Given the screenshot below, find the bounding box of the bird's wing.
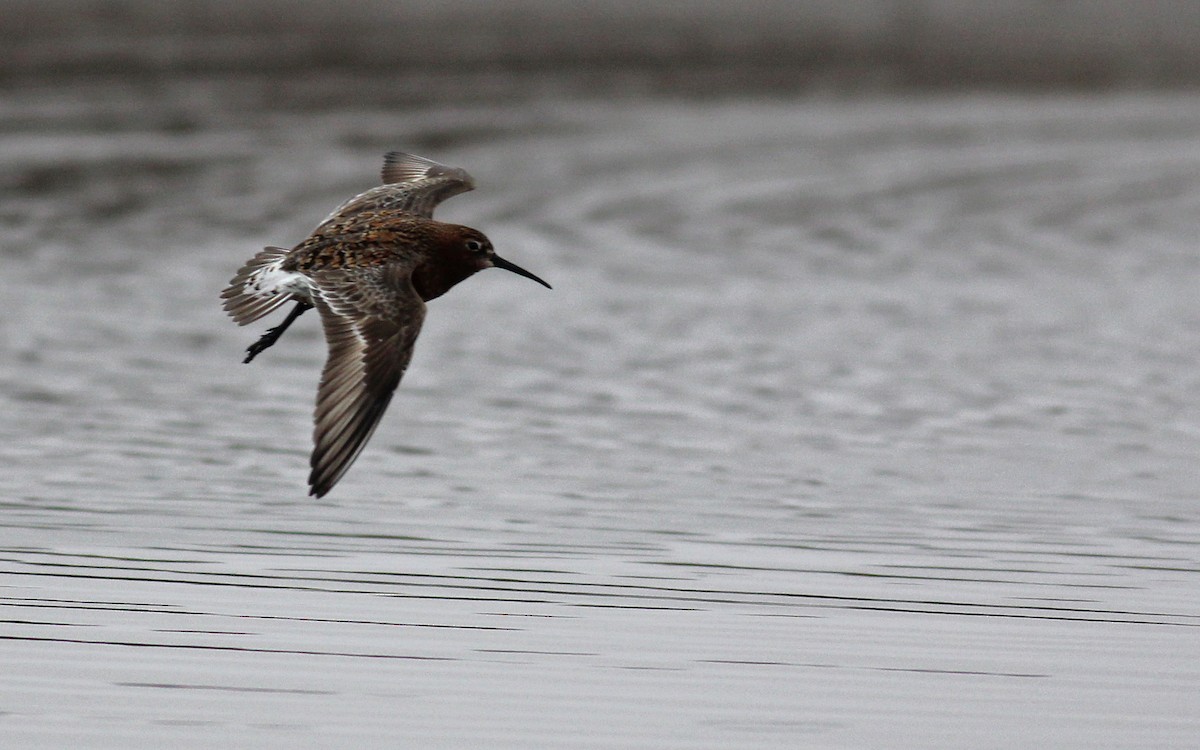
[377,151,477,218]
[319,152,477,224]
[306,264,427,497]
[380,152,472,188]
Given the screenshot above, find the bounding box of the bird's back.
[283,209,443,274]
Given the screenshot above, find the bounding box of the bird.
[221,152,551,498]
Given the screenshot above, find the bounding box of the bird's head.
[413,224,552,301]
[454,226,551,289]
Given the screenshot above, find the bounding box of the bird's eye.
[465,239,485,253]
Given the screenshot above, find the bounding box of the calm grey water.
[2,73,1199,748]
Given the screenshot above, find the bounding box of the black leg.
[243,301,312,363]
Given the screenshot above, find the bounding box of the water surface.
[1,75,1199,748]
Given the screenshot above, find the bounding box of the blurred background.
[4,0,1200,86]
[3,2,1199,749]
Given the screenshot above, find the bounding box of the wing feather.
[307,265,426,497]
[318,152,476,223]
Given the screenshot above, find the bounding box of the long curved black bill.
[492,255,552,289]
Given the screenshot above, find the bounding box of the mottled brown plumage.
[221,152,550,497]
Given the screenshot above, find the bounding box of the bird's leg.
[243,301,312,363]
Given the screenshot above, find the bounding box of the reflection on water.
[1,73,1199,747]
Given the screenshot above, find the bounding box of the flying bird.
[221,152,551,497]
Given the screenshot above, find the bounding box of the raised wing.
[307,264,427,497]
[381,151,472,187]
[318,152,476,224]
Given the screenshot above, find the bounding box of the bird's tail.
[220,246,299,326]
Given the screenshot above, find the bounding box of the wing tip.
[381,151,474,189]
